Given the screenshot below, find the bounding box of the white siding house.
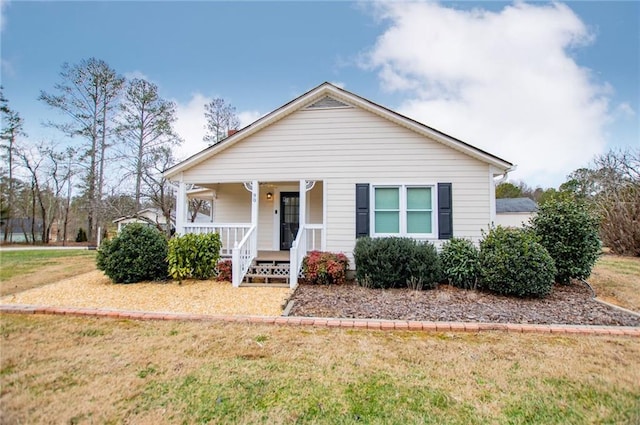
[495,198,538,228]
[164,82,513,287]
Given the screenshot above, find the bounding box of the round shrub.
[302,251,350,285]
[531,198,601,284]
[440,238,479,289]
[96,224,168,284]
[407,241,442,290]
[353,237,441,289]
[167,232,222,281]
[479,226,556,298]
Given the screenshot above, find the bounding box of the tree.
[39,58,124,243]
[0,87,25,242]
[116,78,181,211]
[203,98,240,145]
[495,182,523,198]
[141,146,176,237]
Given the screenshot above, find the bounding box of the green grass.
[0,249,96,281]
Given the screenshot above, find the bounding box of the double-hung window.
[373,185,434,237]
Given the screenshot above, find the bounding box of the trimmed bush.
[302,251,350,285]
[216,259,232,282]
[479,226,556,298]
[531,198,601,284]
[440,238,479,289]
[96,224,168,284]
[167,232,222,281]
[353,237,441,289]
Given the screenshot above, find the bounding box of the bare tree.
[116,78,181,211]
[203,98,240,145]
[0,87,25,242]
[39,58,124,243]
[141,146,176,236]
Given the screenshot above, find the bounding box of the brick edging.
[1,304,639,337]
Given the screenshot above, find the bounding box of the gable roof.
[496,197,538,213]
[165,82,513,179]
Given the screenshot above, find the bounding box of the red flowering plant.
[302,251,350,285]
[216,259,233,282]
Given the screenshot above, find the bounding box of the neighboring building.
[164,82,514,287]
[495,197,538,228]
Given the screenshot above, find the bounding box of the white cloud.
[614,102,635,119]
[173,93,209,161]
[238,110,263,128]
[330,81,346,89]
[173,93,263,162]
[123,70,151,82]
[364,1,612,187]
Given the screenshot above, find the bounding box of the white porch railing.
[231,225,257,287]
[289,224,324,289]
[183,223,252,257]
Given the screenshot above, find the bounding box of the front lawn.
[0,249,97,296]
[1,314,639,424]
[588,254,640,312]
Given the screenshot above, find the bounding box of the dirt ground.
[0,271,291,317]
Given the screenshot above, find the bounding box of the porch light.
[266,192,273,200]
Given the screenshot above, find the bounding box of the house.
[164,82,513,288]
[113,207,213,233]
[495,197,538,228]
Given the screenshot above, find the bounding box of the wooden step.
[244,261,290,284]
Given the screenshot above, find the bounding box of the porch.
[175,180,325,288]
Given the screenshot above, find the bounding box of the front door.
[280,192,300,250]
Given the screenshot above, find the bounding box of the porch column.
[175,181,187,234]
[299,179,307,230]
[251,180,259,227]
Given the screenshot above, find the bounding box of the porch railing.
[231,225,257,287]
[289,224,323,289]
[183,223,252,257]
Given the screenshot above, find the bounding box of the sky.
[1,0,638,189]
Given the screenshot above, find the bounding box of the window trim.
[370,183,438,239]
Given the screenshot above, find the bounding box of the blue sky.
[1,1,638,188]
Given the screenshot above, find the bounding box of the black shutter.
[355,184,370,238]
[438,183,453,239]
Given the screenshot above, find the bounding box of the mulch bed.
[288,281,640,327]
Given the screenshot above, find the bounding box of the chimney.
[227,129,238,137]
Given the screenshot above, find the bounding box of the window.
[373,185,434,236]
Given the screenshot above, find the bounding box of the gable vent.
[305,96,351,109]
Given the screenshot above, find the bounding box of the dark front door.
[280,192,300,250]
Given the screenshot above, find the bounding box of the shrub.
[75,227,87,242]
[440,238,479,289]
[167,232,222,281]
[96,224,168,284]
[353,237,441,289]
[302,251,350,285]
[216,259,232,282]
[531,197,601,284]
[479,226,556,298]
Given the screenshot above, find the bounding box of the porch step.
[243,260,290,285]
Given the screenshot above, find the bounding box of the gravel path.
[289,282,640,327]
[0,271,291,317]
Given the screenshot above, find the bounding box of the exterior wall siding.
[185,107,492,258]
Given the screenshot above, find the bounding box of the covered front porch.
[174,180,324,288]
